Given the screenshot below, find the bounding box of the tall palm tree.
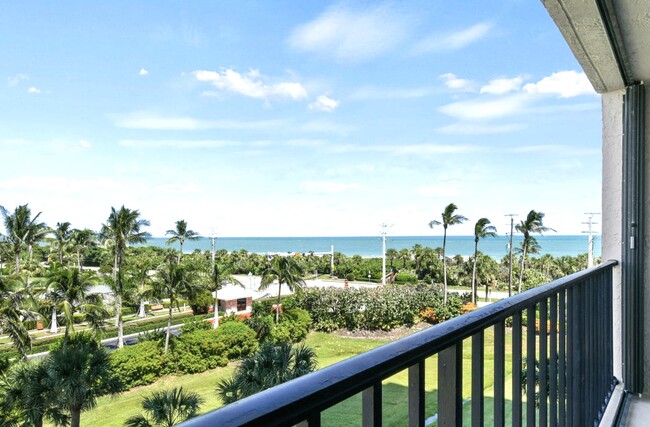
[0,273,34,358]
[259,256,305,324]
[165,220,200,262]
[471,218,497,303]
[40,264,107,345]
[515,210,554,292]
[52,222,73,265]
[70,228,96,272]
[45,333,122,427]
[153,256,200,354]
[216,342,317,404]
[398,248,411,269]
[0,204,49,274]
[100,206,150,348]
[429,203,467,303]
[125,387,204,427]
[209,261,243,328]
[385,248,398,269]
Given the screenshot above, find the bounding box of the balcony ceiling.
[542,0,650,93]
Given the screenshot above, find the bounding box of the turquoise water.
[144,235,600,259]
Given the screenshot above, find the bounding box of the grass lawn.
[77,327,531,426]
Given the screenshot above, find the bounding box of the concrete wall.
[602,90,624,381]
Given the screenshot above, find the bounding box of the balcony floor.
[620,395,650,426]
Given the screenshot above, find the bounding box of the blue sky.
[0,1,601,237]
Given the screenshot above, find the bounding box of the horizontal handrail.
[181,260,618,426]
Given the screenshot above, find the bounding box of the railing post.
[362,383,382,427]
[526,306,536,426]
[512,312,523,427]
[549,294,558,425]
[472,330,485,426]
[539,299,548,426]
[438,342,462,427]
[408,361,425,427]
[494,321,506,426]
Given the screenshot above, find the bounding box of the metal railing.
[181,260,617,426]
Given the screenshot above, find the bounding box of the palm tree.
[127,255,156,318]
[515,210,554,292]
[166,220,200,262]
[385,248,398,269]
[1,360,68,427]
[259,256,305,324]
[209,262,243,328]
[52,222,73,265]
[45,332,122,427]
[0,204,49,274]
[398,248,411,269]
[100,206,150,348]
[153,256,200,354]
[125,387,204,427]
[216,342,317,404]
[471,218,497,304]
[40,264,107,345]
[429,203,467,303]
[0,273,34,358]
[71,228,96,272]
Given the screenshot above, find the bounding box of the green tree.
[471,218,497,303]
[71,228,96,272]
[385,248,398,269]
[216,342,317,404]
[0,274,34,358]
[46,333,122,427]
[429,203,467,303]
[165,220,199,262]
[398,248,411,269]
[153,256,200,354]
[259,256,306,324]
[515,210,554,292]
[0,360,68,427]
[52,221,73,265]
[0,204,49,274]
[100,206,150,348]
[40,264,107,345]
[125,387,204,427]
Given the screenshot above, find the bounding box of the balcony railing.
[180,260,617,427]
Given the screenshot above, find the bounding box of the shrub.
[394,272,418,284]
[189,290,213,315]
[460,302,478,314]
[111,340,170,389]
[213,321,258,359]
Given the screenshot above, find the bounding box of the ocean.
[143,235,601,259]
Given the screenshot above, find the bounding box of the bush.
[111,340,170,389]
[213,321,258,359]
[189,290,213,315]
[394,272,418,284]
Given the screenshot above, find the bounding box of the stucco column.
[602,90,624,382]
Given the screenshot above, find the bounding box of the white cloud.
[523,71,596,98]
[27,87,41,94]
[439,73,473,91]
[439,94,530,120]
[79,140,92,148]
[118,139,241,149]
[349,86,437,100]
[299,180,364,193]
[139,68,149,76]
[112,113,287,131]
[288,3,411,62]
[7,74,28,87]
[309,95,339,112]
[413,22,493,53]
[194,69,307,101]
[329,143,482,155]
[480,76,524,94]
[436,122,526,135]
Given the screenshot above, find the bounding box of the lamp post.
[505,214,517,297]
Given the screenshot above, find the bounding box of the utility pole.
[582,213,600,268]
[210,229,216,275]
[380,224,392,285]
[505,214,518,297]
